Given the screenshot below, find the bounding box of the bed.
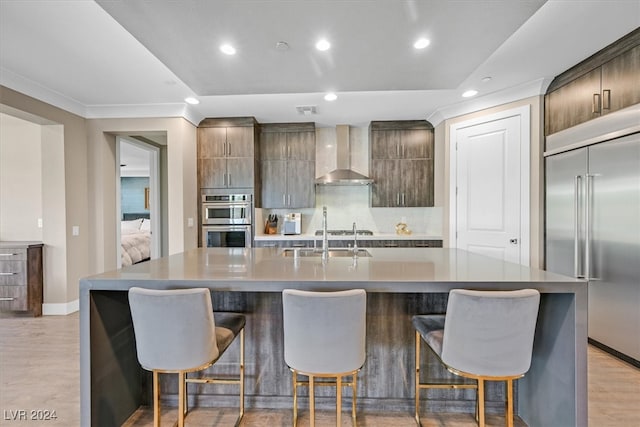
[120,215,151,267]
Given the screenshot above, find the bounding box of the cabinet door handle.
[227,142,231,156]
[283,193,286,205]
[401,193,405,206]
[592,93,601,114]
[227,173,231,186]
[222,141,226,157]
[402,144,405,157]
[222,173,226,186]
[0,297,16,301]
[0,253,17,257]
[602,89,611,110]
[288,194,291,206]
[0,272,17,276]
[288,145,291,159]
[396,193,400,205]
[396,143,400,157]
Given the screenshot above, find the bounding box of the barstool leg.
[309,375,315,427]
[336,375,342,427]
[153,371,160,427]
[183,373,188,417]
[506,379,514,427]
[240,328,245,420]
[478,379,485,427]
[178,371,185,427]
[292,371,298,426]
[352,372,357,424]
[414,330,421,425]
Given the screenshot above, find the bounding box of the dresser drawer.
[0,285,27,311]
[0,248,27,261]
[0,261,26,285]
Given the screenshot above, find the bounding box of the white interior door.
[453,112,527,264]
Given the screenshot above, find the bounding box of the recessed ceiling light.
[315,39,330,51]
[185,97,199,105]
[220,44,236,55]
[462,90,478,98]
[413,38,430,49]
[324,93,337,101]
[275,41,290,51]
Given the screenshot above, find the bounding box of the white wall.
[0,113,43,240]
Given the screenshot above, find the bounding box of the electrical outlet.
[187,217,194,227]
[37,218,43,228]
[72,226,80,236]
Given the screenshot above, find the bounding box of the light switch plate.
[72,226,80,236]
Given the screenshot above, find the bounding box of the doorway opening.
[116,136,161,267]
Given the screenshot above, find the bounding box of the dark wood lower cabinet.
[254,239,442,248]
[0,243,43,317]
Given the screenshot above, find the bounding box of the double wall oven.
[201,194,252,247]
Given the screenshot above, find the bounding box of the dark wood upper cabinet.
[197,117,259,190]
[545,68,602,135]
[545,28,640,136]
[601,44,640,114]
[369,120,434,207]
[259,123,315,208]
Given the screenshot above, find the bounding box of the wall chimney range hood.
[315,125,373,186]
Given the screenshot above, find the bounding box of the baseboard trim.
[42,299,79,315]
[589,338,640,368]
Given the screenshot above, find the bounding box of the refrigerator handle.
[585,174,593,280]
[574,175,583,278]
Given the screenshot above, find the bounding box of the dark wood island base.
[80,248,587,426]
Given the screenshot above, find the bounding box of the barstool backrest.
[441,289,540,377]
[283,289,366,374]
[128,287,219,371]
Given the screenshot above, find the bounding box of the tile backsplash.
[257,185,442,235]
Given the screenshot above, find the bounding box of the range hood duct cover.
[315,125,373,186]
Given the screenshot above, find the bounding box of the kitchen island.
[80,247,586,426]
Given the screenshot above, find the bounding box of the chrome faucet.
[322,206,328,258]
[352,222,358,254]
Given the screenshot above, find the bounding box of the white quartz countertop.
[0,241,44,248]
[254,233,442,241]
[81,247,584,294]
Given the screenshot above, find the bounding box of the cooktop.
[314,229,374,236]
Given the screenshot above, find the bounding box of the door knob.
[509,238,518,245]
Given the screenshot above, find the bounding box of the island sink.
[281,248,372,257]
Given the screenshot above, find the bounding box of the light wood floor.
[1,312,639,426]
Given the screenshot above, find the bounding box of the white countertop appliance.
[283,213,301,235]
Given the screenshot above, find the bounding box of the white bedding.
[121,228,151,267]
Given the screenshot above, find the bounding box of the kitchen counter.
[80,248,586,426]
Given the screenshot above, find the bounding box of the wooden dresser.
[0,242,44,316]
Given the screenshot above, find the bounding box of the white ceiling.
[1,0,639,127]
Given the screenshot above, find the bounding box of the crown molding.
[1,67,87,117]
[427,78,554,127]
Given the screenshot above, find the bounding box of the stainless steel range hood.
[315,125,373,186]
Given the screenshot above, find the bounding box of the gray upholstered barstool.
[413,288,540,427]
[282,288,367,427]
[128,287,245,427]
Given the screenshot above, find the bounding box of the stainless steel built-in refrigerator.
[546,120,640,363]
